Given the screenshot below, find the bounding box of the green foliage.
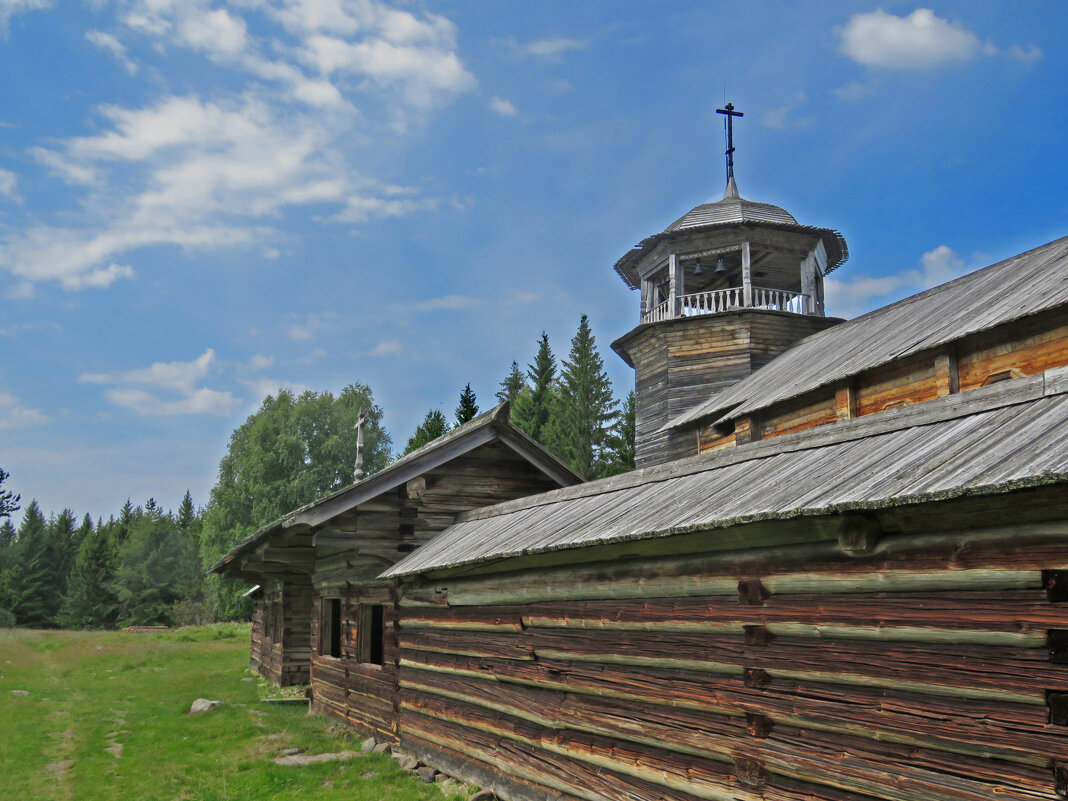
[0,467,20,520]
[603,391,636,476]
[455,383,479,425]
[0,607,14,628]
[545,315,619,479]
[512,332,557,442]
[200,385,390,620]
[404,409,450,455]
[8,502,59,627]
[57,523,117,629]
[496,360,527,406]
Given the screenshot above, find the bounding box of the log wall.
[250,581,313,686]
[394,516,1068,801]
[614,310,839,467]
[310,585,400,742]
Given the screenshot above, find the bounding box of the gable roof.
[667,234,1068,429]
[384,366,1068,578]
[209,402,581,575]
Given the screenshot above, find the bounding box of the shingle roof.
[383,367,1068,577]
[208,402,581,575]
[613,189,849,290]
[667,234,1068,430]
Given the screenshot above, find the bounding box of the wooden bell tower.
[611,105,850,467]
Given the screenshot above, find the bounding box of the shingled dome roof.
[665,194,799,231]
[613,180,848,289]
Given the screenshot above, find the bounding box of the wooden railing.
[643,299,673,323]
[751,287,808,314]
[642,287,809,323]
[679,287,744,316]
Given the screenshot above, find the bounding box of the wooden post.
[741,241,752,307]
[934,348,960,397]
[668,253,681,318]
[800,252,817,314]
[640,276,653,319]
[835,380,857,420]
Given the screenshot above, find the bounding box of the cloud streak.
[825,244,969,318]
[80,348,241,416]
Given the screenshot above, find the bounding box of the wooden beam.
[935,348,960,397]
[835,379,857,420]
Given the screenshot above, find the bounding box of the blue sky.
[1,1,1065,520]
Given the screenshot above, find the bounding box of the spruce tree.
[496,361,527,406]
[455,384,479,425]
[10,502,56,627]
[404,410,450,454]
[603,390,636,476]
[513,332,557,443]
[57,524,117,629]
[0,468,19,520]
[545,315,619,479]
[176,490,197,534]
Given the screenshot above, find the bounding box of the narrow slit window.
[321,598,341,658]
[360,604,385,666]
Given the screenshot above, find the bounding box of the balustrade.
[642,286,809,323]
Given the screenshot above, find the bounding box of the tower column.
[668,253,683,318]
[800,252,817,315]
[741,241,752,307]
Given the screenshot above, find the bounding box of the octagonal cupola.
[614,105,847,324]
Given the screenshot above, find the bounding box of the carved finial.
[716,102,744,199]
[353,407,367,480]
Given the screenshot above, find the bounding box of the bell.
[693,259,704,276]
[714,257,729,276]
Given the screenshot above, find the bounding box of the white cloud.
[520,37,587,58]
[5,280,34,300]
[834,80,875,101]
[86,29,138,74]
[761,92,811,129]
[2,2,474,293]
[80,348,241,416]
[488,96,517,117]
[248,353,274,371]
[0,0,49,35]
[825,244,969,318]
[6,93,433,290]
[369,339,402,357]
[0,391,49,429]
[1007,44,1043,63]
[287,311,335,341]
[0,168,19,202]
[838,9,981,69]
[408,294,480,312]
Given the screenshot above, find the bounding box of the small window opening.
[321,598,341,658]
[713,420,736,437]
[268,597,283,644]
[360,604,385,666]
[981,368,1024,386]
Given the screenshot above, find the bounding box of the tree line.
[0,315,635,629]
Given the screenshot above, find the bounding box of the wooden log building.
[213,137,1068,800]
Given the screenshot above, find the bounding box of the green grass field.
[0,625,467,801]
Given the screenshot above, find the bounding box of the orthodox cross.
[716,102,744,185]
[353,407,368,481]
